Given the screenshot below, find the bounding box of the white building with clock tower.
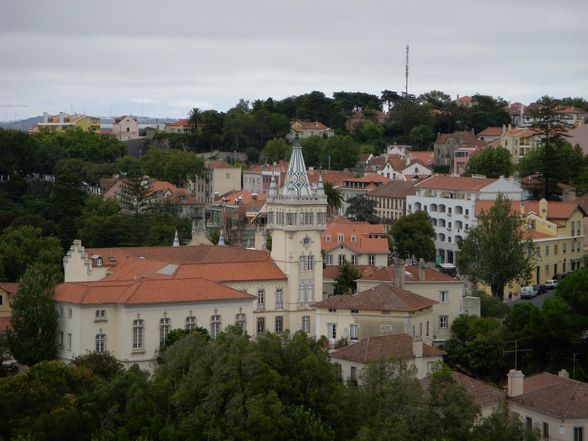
[265,133,328,335]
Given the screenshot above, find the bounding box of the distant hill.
[0,116,42,131]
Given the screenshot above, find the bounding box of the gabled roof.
[331,333,445,363]
[408,151,434,166]
[54,278,255,305]
[313,284,438,312]
[322,220,389,254]
[511,372,588,419]
[367,180,417,198]
[421,371,505,408]
[215,190,267,207]
[308,170,354,187]
[415,175,497,191]
[435,131,480,146]
[206,159,236,169]
[291,120,331,130]
[0,283,18,294]
[477,127,504,137]
[475,200,585,220]
[361,265,460,284]
[167,118,190,127]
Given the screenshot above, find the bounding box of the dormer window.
[351,235,356,242]
[326,235,331,242]
[337,234,344,242]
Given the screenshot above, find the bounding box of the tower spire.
[280,133,312,198]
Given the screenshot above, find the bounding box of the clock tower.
[266,133,328,334]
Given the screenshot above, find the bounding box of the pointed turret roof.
[280,135,312,197]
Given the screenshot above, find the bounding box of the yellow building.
[0,283,18,334]
[34,112,101,133]
[476,199,586,286]
[500,126,542,164]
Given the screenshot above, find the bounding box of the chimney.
[59,111,65,124]
[507,369,525,397]
[519,201,525,218]
[418,258,426,280]
[558,369,570,379]
[394,259,405,289]
[43,112,49,123]
[539,198,548,220]
[412,336,423,358]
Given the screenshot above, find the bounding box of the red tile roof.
[168,118,190,127]
[366,180,417,198]
[150,181,178,194]
[54,278,255,305]
[475,200,584,220]
[435,131,481,146]
[421,371,505,408]
[322,220,389,254]
[408,151,434,166]
[313,284,438,312]
[292,120,331,130]
[215,191,267,206]
[206,159,236,169]
[308,170,354,187]
[361,265,460,283]
[174,261,286,282]
[415,175,497,191]
[511,372,588,419]
[345,173,391,184]
[0,283,18,294]
[477,127,504,137]
[331,333,445,363]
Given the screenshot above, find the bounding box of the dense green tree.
[389,211,436,262]
[246,146,261,163]
[323,181,343,217]
[408,124,435,150]
[0,129,41,175]
[345,195,379,223]
[300,136,325,168]
[320,135,359,170]
[71,351,123,381]
[557,267,588,322]
[473,290,510,319]
[6,265,59,366]
[458,194,534,298]
[464,146,514,178]
[459,95,510,133]
[261,138,291,163]
[141,147,204,186]
[418,90,452,108]
[333,262,362,295]
[472,401,540,441]
[0,226,62,282]
[188,107,201,133]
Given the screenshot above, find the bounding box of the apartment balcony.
[256,304,265,312]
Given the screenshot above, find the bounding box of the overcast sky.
[1,0,587,121]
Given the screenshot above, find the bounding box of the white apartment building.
[406,175,523,264]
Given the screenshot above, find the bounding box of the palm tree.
[324,182,343,218]
[188,107,202,133]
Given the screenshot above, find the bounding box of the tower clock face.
[302,236,311,247]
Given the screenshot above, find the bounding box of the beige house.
[500,126,542,164]
[112,115,139,141]
[433,130,483,172]
[331,334,445,383]
[313,283,438,348]
[321,217,389,268]
[356,261,474,343]
[507,369,588,441]
[190,160,242,203]
[287,120,334,140]
[366,180,417,223]
[0,283,17,334]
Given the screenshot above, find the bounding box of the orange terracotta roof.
[421,371,505,408]
[415,175,496,191]
[291,120,330,130]
[511,372,588,419]
[408,151,434,166]
[314,284,438,312]
[247,160,289,173]
[0,283,18,294]
[168,118,190,127]
[367,181,417,198]
[475,200,584,220]
[477,127,504,137]
[505,128,540,138]
[435,131,480,146]
[345,173,391,184]
[308,170,354,187]
[323,265,378,280]
[174,261,286,282]
[522,230,554,241]
[322,221,389,254]
[331,333,445,363]
[383,155,409,171]
[54,278,255,305]
[206,159,236,169]
[215,191,267,206]
[360,265,460,283]
[150,181,178,193]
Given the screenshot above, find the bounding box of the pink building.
[112,115,139,141]
[453,146,481,175]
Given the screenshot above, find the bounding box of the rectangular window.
[95,333,106,353]
[326,255,333,265]
[211,314,222,338]
[275,288,284,309]
[59,331,64,348]
[185,316,196,330]
[328,323,337,341]
[337,234,344,242]
[350,324,359,341]
[67,333,72,351]
[286,212,295,225]
[368,255,375,266]
[68,308,72,319]
[257,288,265,311]
[59,305,63,317]
[275,316,283,334]
[542,422,549,440]
[350,366,357,382]
[546,245,550,256]
[563,242,567,253]
[299,255,305,272]
[302,315,311,333]
[351,235,357,242]
[554,244,558,255]
[439,291,448,303]
[235,313,246,330]
[574,427,583,441]
[351,255,357,265]
[0,294,2,306]
[526,417,532,430]
[335,363,342,381]
[439,315,448,329]
[257,317,265,334]
[306,282,314,302]
[307,255,314,271]
[298,283,306,303]
[426,320,430,337]
[133,319,144,350]
[160,317,171,345]
[95,309,106,321]
[338,254,346,266]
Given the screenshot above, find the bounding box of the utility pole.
[404,44,409,98]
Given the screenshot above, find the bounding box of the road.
[509,288,557,308]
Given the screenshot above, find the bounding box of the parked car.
[438,263,457,277]
[544,279,558,290]
[535,284,548,295]
[521,286,537,299]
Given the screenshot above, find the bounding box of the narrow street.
[510,288,557,308]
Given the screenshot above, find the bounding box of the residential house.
[433,130,485,172]
[476,198,586,284]
[112,115,140,141]
[376,155,432,181]
[165,118,192,134]
[288,120,334,140]
[455,95,475,108]
[453,146,482,175]
[33,112,100,133]
[321,217,389,268]
[313,283,438,348]
[500,126,542,164]
[356,260,475,343]
[190,160,242,204]
[340,174,391,215]
[0,283,17,334]
[477,126,505,143]
[568,124,588,156]
[332,334,445,383]
[407,175,524,264]
[243,161,288,194]
[506,369,588,441]
[365,180,417,223]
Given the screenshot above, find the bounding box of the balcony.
[256,304,265,312]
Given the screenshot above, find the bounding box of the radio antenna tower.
[404,44,410,98]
